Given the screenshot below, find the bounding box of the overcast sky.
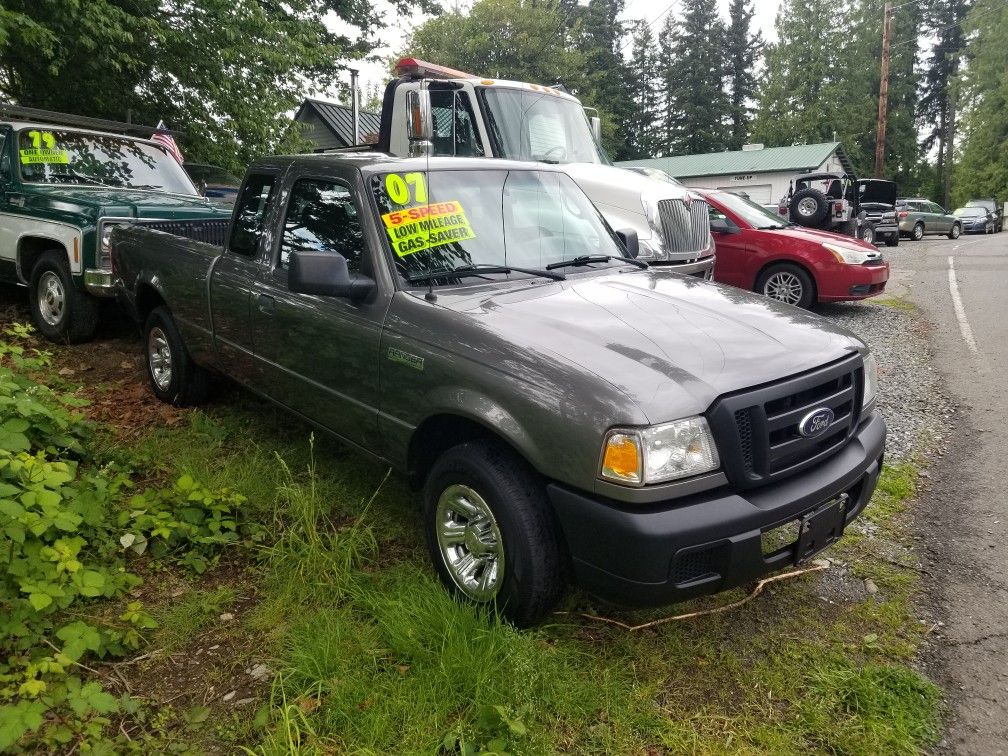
[323,0,782,103]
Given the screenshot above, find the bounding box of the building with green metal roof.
[616,142,853,205]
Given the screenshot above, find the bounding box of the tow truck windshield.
[17,128,198,194]
[371,168,628,285]
[480,88,607,165]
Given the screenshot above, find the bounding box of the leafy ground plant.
[0,326,262,751]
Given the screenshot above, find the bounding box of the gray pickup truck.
[112,153,886,625]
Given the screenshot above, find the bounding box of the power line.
[889,0,1008,49]
[618,1,678,57]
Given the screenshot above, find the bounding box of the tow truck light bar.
[394,57,475,80]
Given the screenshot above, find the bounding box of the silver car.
[897,198,961,240]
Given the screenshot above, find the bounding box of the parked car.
[778,172,899,245]
[896,198,961,240]
[0,109,230,342]
[857,179,899,247]
[953,206,995,234]
[704,189,889,310]
[965,198,1002,232]
[112,154,885,625]
[183,162,242,206]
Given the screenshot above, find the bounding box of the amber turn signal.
[601,433,641,484]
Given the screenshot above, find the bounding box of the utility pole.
[874,1,892,178]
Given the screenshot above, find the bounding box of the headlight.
[600,417,719,486]
[822,241,873,265]
[98,222,128,269]
[862,352,879,409]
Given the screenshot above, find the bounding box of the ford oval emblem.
[798,407,834,438]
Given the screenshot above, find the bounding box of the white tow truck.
[342,58,714,276]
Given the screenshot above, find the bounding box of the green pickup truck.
[111,153,885,625]
[0,113,230,342]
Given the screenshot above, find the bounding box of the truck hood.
[24,185,225,219]
[560,162,690,212]
[439,270,864,422]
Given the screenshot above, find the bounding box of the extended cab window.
[279,178,364,273]
[229,173,276,256]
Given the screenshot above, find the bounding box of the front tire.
[860,224,876,245]
[29,251,99,343]
[912,222,924,241]
[143,306,208,406]
[756,263,816,310]
[885,233,899,247]
[423,439,564,626]
[948,223,961,240]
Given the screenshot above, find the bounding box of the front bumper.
[869,221,898,238]
[547,410,885,606]
[648,256,715,280]
[818,261,889,302]
[83,268,116,297]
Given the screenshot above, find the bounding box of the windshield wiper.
[546,254,648,270]
[128,184,164,190]
[407,263,566,285]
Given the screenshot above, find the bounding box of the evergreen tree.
[624,19,660,158]
[660,0,729,154]
[953,0,1008,205]
[656,13,679,155]
[577,0,633,159]
[724,0,762,150]
[751,0,841,147]
[919,0,969,205]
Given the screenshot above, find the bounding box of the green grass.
[153,585,236,652]
[875,296,918,313]
[96,395,941,754]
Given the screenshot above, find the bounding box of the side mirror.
[709,217,739,235]
[615,228,639,258]
[589,115,602,144]
[406,89,433,157]
[288,250,375,300]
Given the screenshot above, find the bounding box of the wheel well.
[407,413,524,489]
[17,237,65,283]
[755,259,818,298]
[135,284,167,323]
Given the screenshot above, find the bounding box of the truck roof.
[253,152,572,176]
[3,119,163,149]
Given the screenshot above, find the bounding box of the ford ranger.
[112,154,886,626]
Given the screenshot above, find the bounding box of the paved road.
[886,232,1008,754]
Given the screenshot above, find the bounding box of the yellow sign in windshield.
[381,200,476,257]
[20,148,70,165]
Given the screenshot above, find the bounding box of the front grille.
[142,218,230,247]
[707,355,864,489]
[657,198,710,254]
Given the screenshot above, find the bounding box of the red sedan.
[701,189,890,309]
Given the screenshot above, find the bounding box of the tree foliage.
[0,0,437,173]
[954,0,1008,205]
[724,0,762,150]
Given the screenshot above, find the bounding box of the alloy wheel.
[147,327,173,391]
[435,484,504,601]
[37,271,65,327]
[913,224,924,241]
[797,197,818,217]
[763,272,804,306]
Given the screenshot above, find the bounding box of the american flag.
[152,120,183,163]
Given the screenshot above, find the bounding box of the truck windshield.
[480,88,607,165]
[17,128,198,194]
[371,168,625,284]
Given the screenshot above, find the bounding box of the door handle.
[257,293,275,314]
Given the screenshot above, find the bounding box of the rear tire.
[143,306,208,406]
[948,223,961,240]
[756,263,816,310]
[28,251,99,344]
[423,439,564,627]
[912,222,924,241]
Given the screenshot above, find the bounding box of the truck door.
[210,171,279,382]
[249,171,388,449]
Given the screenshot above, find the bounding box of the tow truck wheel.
[143,306,208,406]
[423,439,564,627]
[29,251,99,344]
